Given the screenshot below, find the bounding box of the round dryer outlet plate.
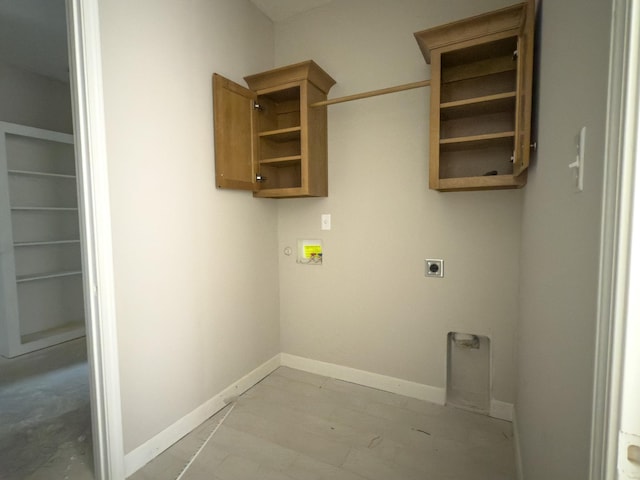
[425,259,444,278]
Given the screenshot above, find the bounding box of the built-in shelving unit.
[0,122,85,358]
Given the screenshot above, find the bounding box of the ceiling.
[0,0,331,83]
[0,0,68,82]
[249,0,334,21]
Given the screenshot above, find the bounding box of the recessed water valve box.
[425,259,444,278]
[297,239,323,265]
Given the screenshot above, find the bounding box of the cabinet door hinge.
[256,174,267,182]
[513,49,519,60]
[253,101,264,111]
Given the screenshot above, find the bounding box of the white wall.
[516,0,612,478]
[274,0,521,407]
[0,62,73,133]
[98,0,279,453]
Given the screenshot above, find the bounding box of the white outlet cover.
[321,214,331,230]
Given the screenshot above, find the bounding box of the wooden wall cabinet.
[414,2,535,191]
[213,61,335,198]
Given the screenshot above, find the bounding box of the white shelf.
[8,169,76,179]
[11,206,78,212]
[16,270,82,284]
[20,321,85,346]
[14,239,81,247]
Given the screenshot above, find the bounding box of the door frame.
[66,1,125,478]
[590,0,639,478]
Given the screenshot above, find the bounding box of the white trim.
[618,0,640,474]
[124,354,281,477]
[489,399,514,422]
[590,0,639,479]
[65,1,125,479]
[513,408,524,480]
[282,353,514,420]
[280,353,447,405]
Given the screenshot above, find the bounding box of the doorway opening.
[0,0,124,478]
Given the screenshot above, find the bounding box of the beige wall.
[516,0,612,478]
[98,0,280,453]
[274,0,521,405]
[0,62,73,134]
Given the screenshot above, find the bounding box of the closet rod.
[310,79,430,108]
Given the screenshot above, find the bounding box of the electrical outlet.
[425,259,444,278]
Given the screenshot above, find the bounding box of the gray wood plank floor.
[131,367,515,480]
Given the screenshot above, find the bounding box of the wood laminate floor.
[131,367,515,480]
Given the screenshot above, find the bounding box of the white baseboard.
[280,353,446,405]
[490,399,514,421]
[512,407,524,480]
[124,353,280,477]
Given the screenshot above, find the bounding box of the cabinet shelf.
[8,169,76,179]
[441,55,516,84]
[259,155,302,167]
[440,92,516,120]
[14,239,80,247]
[440,131,515,150]
[437,174,526,192]
[16,270,83,283]
[258,126,301,142]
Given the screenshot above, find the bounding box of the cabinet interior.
[256,86,303,190]
[438,36,519,180]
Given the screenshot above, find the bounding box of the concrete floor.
[0,338,93,480]
[130,367,515,480]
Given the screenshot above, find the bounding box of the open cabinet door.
[213,74,257,190]
[513,0,535,176]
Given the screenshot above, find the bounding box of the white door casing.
[65,0,125,478]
